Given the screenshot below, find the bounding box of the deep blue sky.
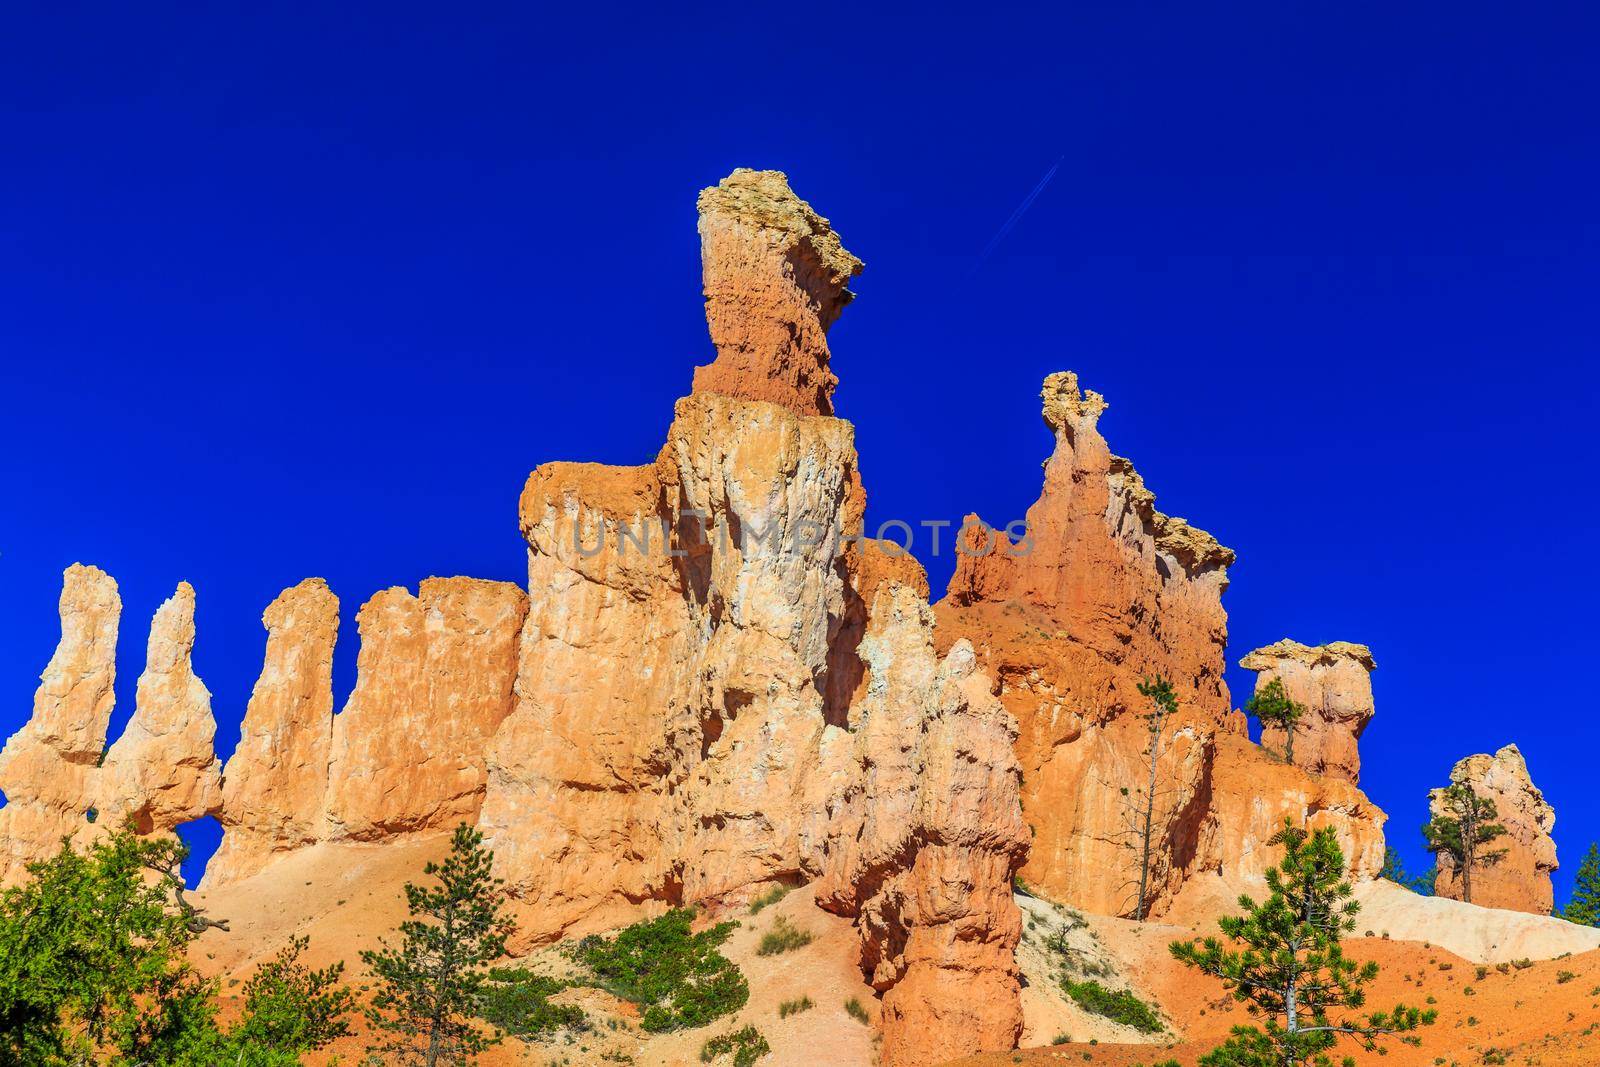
[2,4,1596,898]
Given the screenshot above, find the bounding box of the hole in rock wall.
[174,814,224,889]
[0,787,7,811]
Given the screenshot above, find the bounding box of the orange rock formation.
[0,564,121,882]
[478,169,1027,1065]
[936,373,1389,916]
[1430,744,1557,914]
[6,167,1554,1066]
[1239,639,1376,783]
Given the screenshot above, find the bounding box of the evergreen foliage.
[362,824,515,1065]
[1422,784,1508,905]
[1378,847,1435,896]
[699,1024,770,1066]
[1128,675,1179,922]
[0,824,353,1066]
[1560,843,1600,926]
[1061,979,1164,1033]
[1245,678,1306,766]
[474,967,585,1038]
[1171,819,1434,1066]
[573,907,748,1032]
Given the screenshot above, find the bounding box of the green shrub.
[574,908,748,1032]
[476,967,585,1037]
[756,916,814,957]
[748,885,790,915]
[843,996,870,1024]
[700,1025,770,1067]
[777,995,813,1018]
[1061,979,1163,1034]
[1051,1032,1071,1045]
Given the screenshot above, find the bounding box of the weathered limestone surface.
[478,170,1027,1065]
[324,578,527,840]
[0,564,120,883]
[206,576,528,885]
[1240,639,1376,783]
[97,582,222,832]
[936,375,1391,917]
[691,168,863,417]
[1431,744,1557,914]
[207,578,340,885]
[936,372,1235,915]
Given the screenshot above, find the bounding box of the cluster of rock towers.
[0,169,1561,1064]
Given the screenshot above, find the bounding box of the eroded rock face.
[1239,640,1376,783]
[691,168,863,416]
[97,582,222,833]
[479,170,1026,1065]
[325,578,527,840]
[1201,734,1387,883]
[1431,744,1557,914]
[936,372,1235,915]
[0,564,120,883]
[936,375,1393,917]
[207,578,340,885]
[207,576,528,885]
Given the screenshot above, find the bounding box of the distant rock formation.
[1431,744,1557,914]
[1239,639,1376,783]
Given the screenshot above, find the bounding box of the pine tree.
[0,825,217,1064]
[1129,675,1180,922]
[363,824,516,1066]
[1246,678,1306,767]
[1377,847,1434,896]
[1560,843,1600,926]
[1422,783,1507,905]
[1171,819,1433,1066]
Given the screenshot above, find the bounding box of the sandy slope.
[959,887,1600,1067]
[191,848,1600,1067]
[192,845,878,1066]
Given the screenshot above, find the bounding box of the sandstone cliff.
[207,576,527,885]
[478,168,1027,1065]
[1239,639,1376,783]
[936,372,1234,915]
[936,374,1390,917]
[1430,744,1557,914]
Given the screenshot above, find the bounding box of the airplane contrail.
[974,156,1064,270]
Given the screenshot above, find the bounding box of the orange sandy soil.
[956,920,1600,1067]
[191,837,879,1066]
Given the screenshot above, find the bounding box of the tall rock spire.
[691,168,864,416]
[0,564,120,883]
[97,582,222,831]
[206,577,339,885]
